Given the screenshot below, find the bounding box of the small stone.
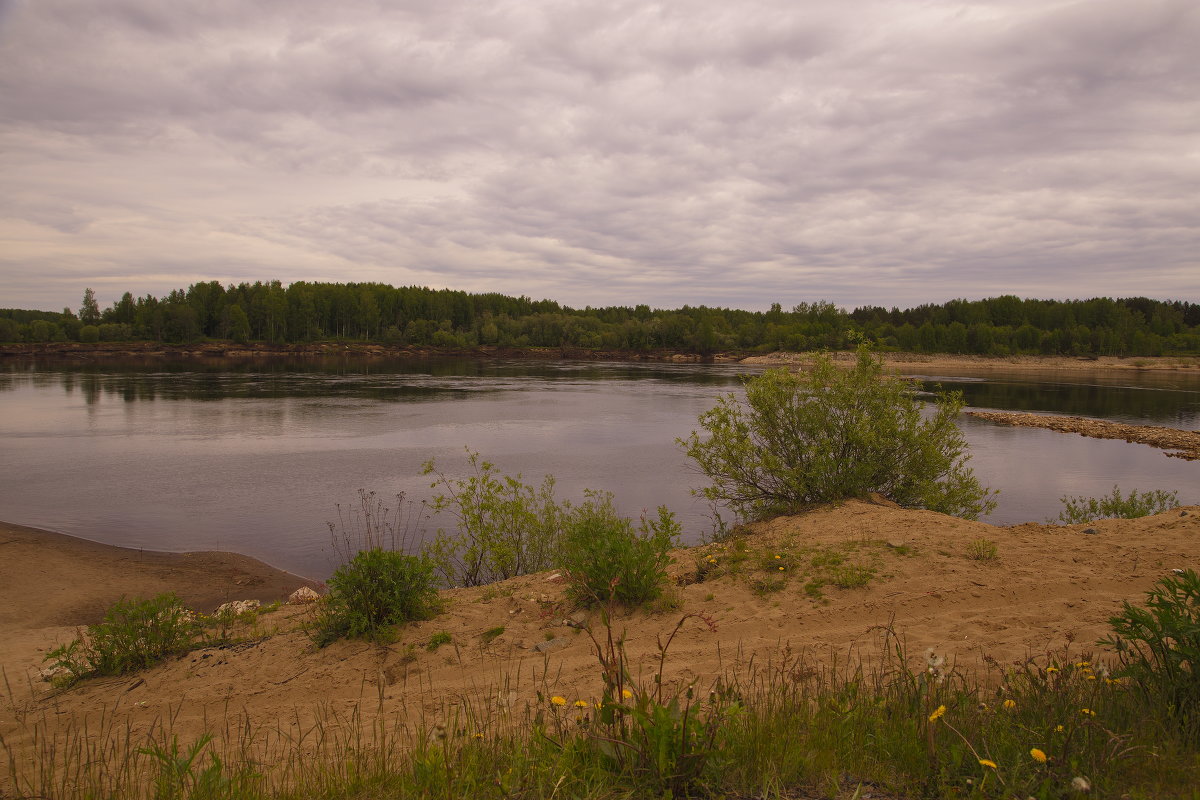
[216,599,261,616]
[1181,510,1189,517]
[288,586,321,605]
[1082,528,1098,535]
[544,572,564,583]
[40,665,70,683]
[532,637,570,653]
[565,610,589,628]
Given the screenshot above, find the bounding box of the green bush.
[1054,485,1180,524]
[679,347,996,521]
[79,324,100,343]
[44,593,198,683]
[1100,568,1200,742]
[315,548,440,645]
[423,449,563,586]
[559,492,680,607]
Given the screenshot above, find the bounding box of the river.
[1,356,1196,579]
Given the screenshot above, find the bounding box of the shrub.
[679,347,996,521]
[1054,485,1180,524]
[315,548,440,645]
[559,492,680,608]
[44,593,198,683]
[965,538,998,561]
[423,449,563,586]
[1100,568,1200,742]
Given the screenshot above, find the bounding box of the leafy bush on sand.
[558,492,680,608]
[44,593,198,684]
[314,548,441,646]
[679,347,996,521]
[423,449,563,587]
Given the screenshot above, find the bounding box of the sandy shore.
[744,350,1200,375]
[3,502,1199,791]
[967,410,1200,460]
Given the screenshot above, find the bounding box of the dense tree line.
[2,282,1198,357]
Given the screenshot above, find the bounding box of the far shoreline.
[3,340,1198,375]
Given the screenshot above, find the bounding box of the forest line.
[3,281,1198,357]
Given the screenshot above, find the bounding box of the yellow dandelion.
[1086,675,1096,681]
[1080,708,1095,717]
[978,758,998,769]
[1075,661,1090,668]
[928,704,946,722]
[1046,666,1059,674]
[621,688,633,699]
[775,554,781,559]
[551,696,567,706]
[778,566,785,571]
[1030,748,1048,764]
[1003,699,1016,710]
[473,732,484,739]
[1055,724,1064,732]
[574,699,590,708]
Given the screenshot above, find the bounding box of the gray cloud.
[1,0,1196,312]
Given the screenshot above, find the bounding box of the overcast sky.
[1,0,1196,314]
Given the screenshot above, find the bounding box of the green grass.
[965,537,999,561]
[479,626,505,644]
[13,622,1200,800]
[700,536,887,600]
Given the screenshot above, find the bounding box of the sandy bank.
[744,350,1200,375]
[967,410,1200,460]
[3,502,1199,787]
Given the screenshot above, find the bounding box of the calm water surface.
[1,357,1196,579]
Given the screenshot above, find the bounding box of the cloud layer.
[2,0,1197,311]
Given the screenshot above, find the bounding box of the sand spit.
[967,410,1200,461]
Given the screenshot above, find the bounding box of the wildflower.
[574,699,590,708]
[1030,747,1047,763]
[1080,708,1095,717]
[1046,666,1059,674]
[778,566,785,571]
[1071,776,1092,792]
[1055,724,1064,732]
[621,688,632,699]
[978,758,998,769]
[1075,661,1090,668]
[551,696,567,706]
[473,732,484,739]
[775,554,781,559]
[928,704,946,722]
[1003,699,1016,710]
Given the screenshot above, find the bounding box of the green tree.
[679,348,996,521]
[79,288,101,325]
